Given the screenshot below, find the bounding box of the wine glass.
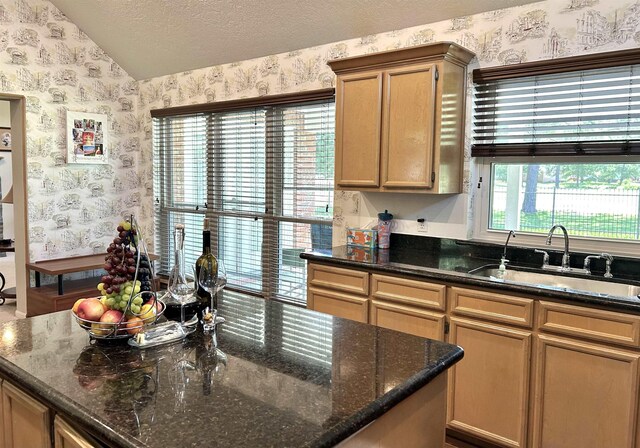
[168,264,197,327]
[198,257,227,330]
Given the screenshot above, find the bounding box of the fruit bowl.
[72,296,166,340]
[72,216,164,341]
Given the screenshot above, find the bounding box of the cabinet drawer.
[538,301,640,348]
[308,263,369,296]
[370,299,445,340]
[308,287,369,323]
[371,274,445,311]
[449,287,534,328]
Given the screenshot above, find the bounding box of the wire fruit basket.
[71,216,165,340]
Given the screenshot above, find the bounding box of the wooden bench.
[26,253,158,316]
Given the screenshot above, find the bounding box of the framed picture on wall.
[66,111,108,164]
[0,128,10,151]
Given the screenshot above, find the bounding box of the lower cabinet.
[2,380,52,448]
[447,317,531,448]
[532,335,640,448]
[1,379,96,448]
[54,416,95,448]
[370,299,445,340]
[306,262,640,447]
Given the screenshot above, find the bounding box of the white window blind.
[152,114,207,273]
[153,96,334,306]
[473,64,640,156]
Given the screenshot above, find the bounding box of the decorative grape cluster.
[97,220,154,313]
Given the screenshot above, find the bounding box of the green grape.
[122,294,131,302]
[133,285,141,294]
[106,298,115,307]
[124,285,133,294]
[132,297,143,305]
[131,305,141,314]
[97,283,105,291]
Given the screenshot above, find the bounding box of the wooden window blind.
[472,49,640,157]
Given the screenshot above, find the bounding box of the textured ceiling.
[49,0,540,80]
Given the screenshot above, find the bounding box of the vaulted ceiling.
[49,0,541,80]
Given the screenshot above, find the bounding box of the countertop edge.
[311,346,464,448]
[301,252,640,314]
[0,355,144,448]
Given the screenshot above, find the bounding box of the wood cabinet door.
[370,299,445,340]
[381,63,437,189]
[532,335,640,448]
[447,317,531,448]
[2,381,51,448]
[54,416,95,448]
[335,70,383,188]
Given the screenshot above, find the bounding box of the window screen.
[473,65,640,156]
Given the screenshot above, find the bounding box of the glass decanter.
[166,224,197,326]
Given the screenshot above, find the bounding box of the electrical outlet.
[417,219,428,233]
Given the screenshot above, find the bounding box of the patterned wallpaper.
[0,0,151,261]
[4,0,640,259]
[138,0,640,247]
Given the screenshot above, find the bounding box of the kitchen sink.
[468,265,640,299]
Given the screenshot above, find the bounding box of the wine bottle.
[195,218,217,311]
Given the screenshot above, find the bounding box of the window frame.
[472,48,640,257]
[473,155,640,257]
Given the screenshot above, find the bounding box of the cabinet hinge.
[431,172,436,182]
[435,67,439,81]
[444,321,450,335]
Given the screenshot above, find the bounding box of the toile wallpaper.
[0,0,151,262]
[3,0,640,260]
[137,0,640,247]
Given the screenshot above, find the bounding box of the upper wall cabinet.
[328,42,475,194]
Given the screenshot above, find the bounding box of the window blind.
[152,114,207,274]
[473,64,640,156]
[153,96,334,306]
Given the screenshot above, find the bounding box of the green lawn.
[491,211,640,240]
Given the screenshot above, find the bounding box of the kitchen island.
[0,290,462,447]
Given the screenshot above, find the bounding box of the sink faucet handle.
[534,249,550,267]
[583,253,614,278]
[583,254,598,274]
[601,253,614,278]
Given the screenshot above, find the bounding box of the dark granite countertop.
[0,291,462,448]
[300,236,640,313]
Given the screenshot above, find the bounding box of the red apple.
[126,316,143,335]
[92,310,125,336]
[76,298,106,322]
[146,295,163,313]
[72,298,85,314]
[100,309,124,324]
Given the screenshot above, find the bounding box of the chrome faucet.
[501,230,516,265]
[583,253,614,278]
[546,225,570,270]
